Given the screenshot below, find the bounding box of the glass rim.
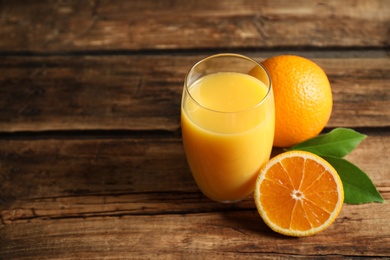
[184,53,272,114]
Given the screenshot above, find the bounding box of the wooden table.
[1,1,389,259]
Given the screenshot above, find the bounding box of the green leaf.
[322,156,385,204]
[286,128,384,204]
[287,128,366,158]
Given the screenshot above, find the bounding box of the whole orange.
[261,55,332,147]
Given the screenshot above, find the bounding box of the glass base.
[218,199,243,204]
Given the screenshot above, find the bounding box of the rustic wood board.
[1,205,389,259]
[1,0,389,258]
[0,0,389,52]
[1,55,389,132]
[0,131,390,217]
[0,133,389,258]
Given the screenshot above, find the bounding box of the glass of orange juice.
[181,53,275,203]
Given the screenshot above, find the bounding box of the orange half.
[254,151,344,236]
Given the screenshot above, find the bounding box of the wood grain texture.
[1,205,389,259]
[0,134,389,258]
[1,55,389,132]
[0,0,389,52]
[1,1,389,258]
[0,136,194,207]
[1,134,388,220]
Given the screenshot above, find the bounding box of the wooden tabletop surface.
[1,1,389,259]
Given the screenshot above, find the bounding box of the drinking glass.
[181,53,275,203]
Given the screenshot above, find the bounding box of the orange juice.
[181,72,275,202]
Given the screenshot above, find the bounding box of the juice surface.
[181,72,275,202]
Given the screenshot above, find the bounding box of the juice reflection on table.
[182,63,275,202]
